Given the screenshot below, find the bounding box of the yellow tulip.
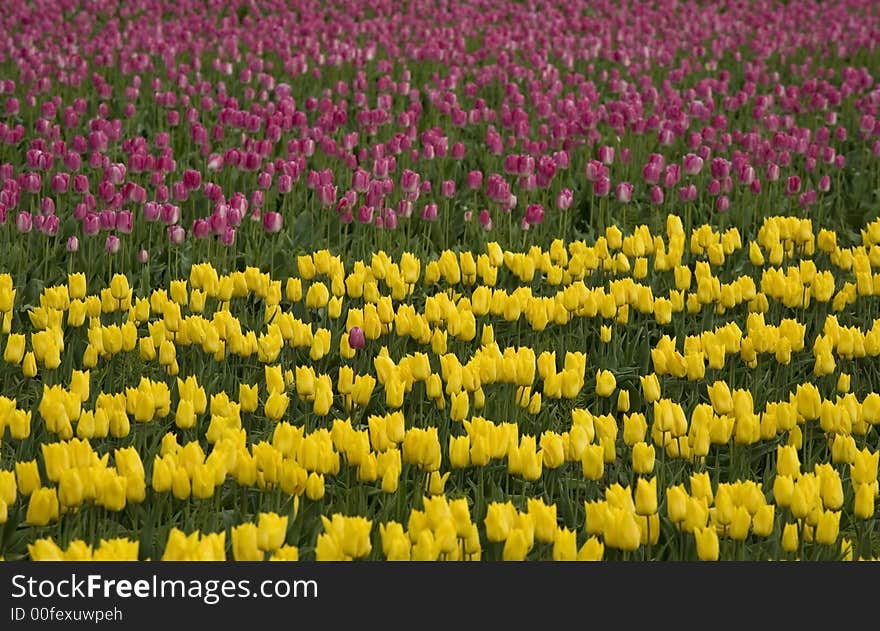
[640,373,661,403]
[595,369,616,397]
[484,502,516,542]
[22,351,37,377]
[553,527,578,561]
[635,477,658,515]
[632,442,656,475]
[852,448,879,485]
[707,381,733,415]
[577,536,604,561]
[110,273,130,300]
[605,507,641,551]
[68,272,87,299]
[257,512,288,552]
[26,487,59,526]
[502,528,532,561]
[3,333,25,364]
[694,525,719,561]
[232,523,264,561]
[0,470,15,506]
[751,505,775,537]
[580,444,604,480]
[815,510,841,546]
[781,522,800,552]
[854,483,875,519]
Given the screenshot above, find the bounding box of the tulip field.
[3,0,880,562]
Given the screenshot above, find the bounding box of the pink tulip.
[105,234,120,253]
[183,169,202,191]
[116,210,133,234]
[192,218,211,239]
[397,199,413,218]
[220,227,236,246]
[384,208,398,230]
[556,188,573,211]
[683,154,704,175]
[585,160,606,181]
[262,211,283,233]
[642,162,661,184]
[800,189,817,207]
[524,204,544,226]
[650,186,664,205]
[679,184,697,202]
[400,169,420,194]
[467,171,483,190]
[161,204,181,225]
[40,197,55,216]
[317,184,336,206]
[594,176,611,197]
[350,169,369,194]
[207,154,224,171]
[357,205,374,224]
[143,202,160,222]
[168,225,186,245]
[82,213,100,236]
[478,209,492,231]
[50,173,69,193]
[598,145,615,165]
[615,182,633,203]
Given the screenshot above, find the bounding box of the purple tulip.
[348,326,366,350]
